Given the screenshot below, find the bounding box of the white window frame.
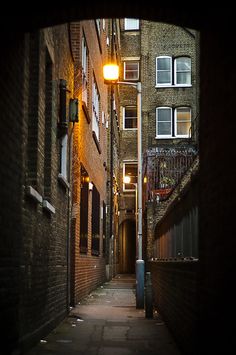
[123,161,138,191]
[60,134,68,179]
[124,18,139,30]
[174,107,191,138]
[156,56,172,87]
[174,57,191,86]
[96,19,101,35]
[92,76,100,141]
[82,35,88,105]
[124,61,139,81]
[123,106,137,130]
[156,107,172,138]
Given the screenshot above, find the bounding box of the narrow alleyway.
[26,274,181,355]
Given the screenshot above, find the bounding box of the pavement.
[26,274,181,355]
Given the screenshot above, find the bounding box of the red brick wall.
[70,20,109,304]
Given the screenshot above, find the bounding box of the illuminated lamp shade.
[103,64,119,82]
[123,176,131,184]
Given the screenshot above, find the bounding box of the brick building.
[117,19,199,271]
[0,25,76,352]
[69,20,110,304]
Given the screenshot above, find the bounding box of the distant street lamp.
[103,64,144,309]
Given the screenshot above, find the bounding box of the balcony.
[143,145,198,203]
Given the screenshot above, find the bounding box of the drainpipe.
[67,122,75,310]
[109,18,114,278]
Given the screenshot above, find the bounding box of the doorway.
[119,219,136,273]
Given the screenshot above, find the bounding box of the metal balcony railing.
[143,145,198,203]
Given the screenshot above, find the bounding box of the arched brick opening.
[0,5,235,354]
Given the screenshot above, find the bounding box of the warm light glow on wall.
[124,176,131,184]
[103,64,119,82]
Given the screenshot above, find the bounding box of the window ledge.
[42,199,55,214]
[58,173,70,189]
[123,128,138,131]
[26,186,43,203]
[155,136,190,139]
[155,84,192,89]
[82,101,91,123]
[92,131,101,154]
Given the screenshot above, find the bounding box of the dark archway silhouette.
[1,4,235,355]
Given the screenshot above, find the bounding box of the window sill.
[58,173,70,189]
[42,199,55,214]
[82,101,91,123]
[92,131,101,154]
[123,78,139,82]
[123,29,140,32]
[155,84,192,88]
[123,128,137,131]
[155,136,190,139]
[26,186,43,203]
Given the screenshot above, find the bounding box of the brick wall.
[70,20,109,304]
[0,25,75,353]
[149,261,198,354]
[0,32,26,352]
[141,21,199,151]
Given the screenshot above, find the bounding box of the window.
[82,35,88,105]
[92,184,100,256]
[175,107,191,137]
[156,56,172,86]
[124,18,139,30]
[44,49,53,198]
[60,135,68,179]
[174,57,191,85]
[156,107,172,138]
[80,166,89,253]
[124,61,139,80]
[123,106,137,129]
[95,19,101,36]
[156,56,191,87]
[156,107,191,138]
[123,162,138,191]
[92,76,100,141]
[102,201,106,255]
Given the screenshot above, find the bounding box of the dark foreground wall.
[150,261,198,354]
[0,26,74,353]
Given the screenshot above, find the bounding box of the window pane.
[177,108,191,121]
[158,108,171,122]
[158,58,171,70]
[175,57,191,85]
[124,62,139,80]
[158,121,172,135]
[125,118,137,128]
[157,108,172,136]
[157,71,171,84]
[124,163,138,189]
[177,122,191,136]
[124,18,139,30]
[176,72,191,85]
[124,107,137,129]
[157,58,171,85]
[126,62,138,70]
[176,108,191,136]
[176,57,191,70]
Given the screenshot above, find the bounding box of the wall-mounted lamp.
[103,64,119,84]
[89,182,94,191]
[69,98,79,122]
